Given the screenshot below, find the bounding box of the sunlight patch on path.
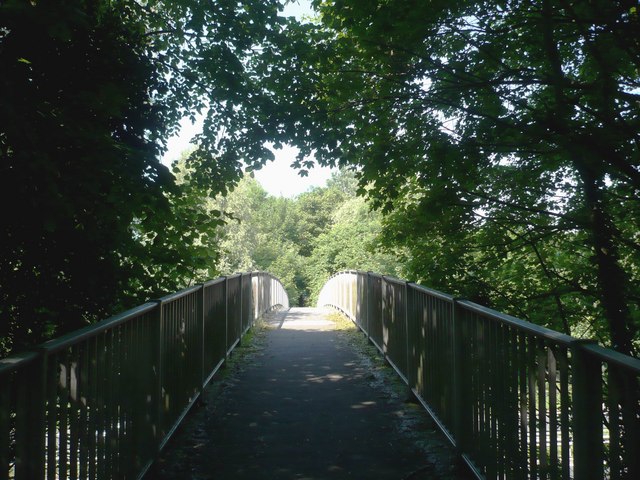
[267,306,335,331]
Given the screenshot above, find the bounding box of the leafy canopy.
[220,0,640,354]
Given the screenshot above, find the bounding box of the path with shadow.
[152,307,469,480]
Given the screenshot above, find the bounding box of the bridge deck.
[152,307,468,480]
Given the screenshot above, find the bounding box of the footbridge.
[1,271,638,479]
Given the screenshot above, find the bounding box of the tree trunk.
[541,0,636,355]
[580,168,636,356]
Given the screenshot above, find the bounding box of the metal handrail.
[156,284,202,304]
[0,271,289,480]
[580,342,640,372]
[317,270,640,480]
[456,299,576,345]
[41,302,158,354]
[0,350,39,375]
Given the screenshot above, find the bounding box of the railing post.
[153,300,164,454]
[238,275,244,344]
[366,272,371,340]
[224,276,229,361]
[16,353,46,478]
[405,282,414,390]
[251,274,255,320]
[571,340,603,479]
[351,272,356,321]
[198,284,205,393]
[452,298,470,454]
[404,281,413,394]
[381,276,388,360]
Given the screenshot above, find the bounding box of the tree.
[0,0,176,354]
[211,169,384,306]
[213,175,275,274]
[230,0,640,354]
[123,151,226,305]
[307,195,400,304]
[0,0,287,355]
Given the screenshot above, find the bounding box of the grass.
[327,310,358,331]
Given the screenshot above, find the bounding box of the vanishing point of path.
[151,308,470,480]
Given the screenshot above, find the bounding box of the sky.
[161,0,335,198]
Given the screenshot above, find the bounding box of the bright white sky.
[161,0,335,198]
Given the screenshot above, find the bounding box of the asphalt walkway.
[152,307,468,480]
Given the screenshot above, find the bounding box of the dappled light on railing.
[0,272,288,480]
[318,271,640,480]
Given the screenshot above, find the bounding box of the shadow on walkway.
[151,307,469,480]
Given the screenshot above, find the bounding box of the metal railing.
[318,271,640,480]
[0,272,288,480]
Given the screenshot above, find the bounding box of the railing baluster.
[71,352,81,480]
[607,364,622,480]
[15,354,45,479]
[527,335,538,478]
[488,317,497,479]
[557,347,570,480]
[46,355,57,480]
[620,369,640,478]
[571,341,603,479]
[509,325,520,478]
[79,343,89,479]
[496,322,506,479]
[59,354,70,480]
[88,336,98,480]
[103,334,112,480]
[547,347,558,480]
[0,371,9,480]
[154,300,164,455]
[453,299,469,453]
[536,340,547,479]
